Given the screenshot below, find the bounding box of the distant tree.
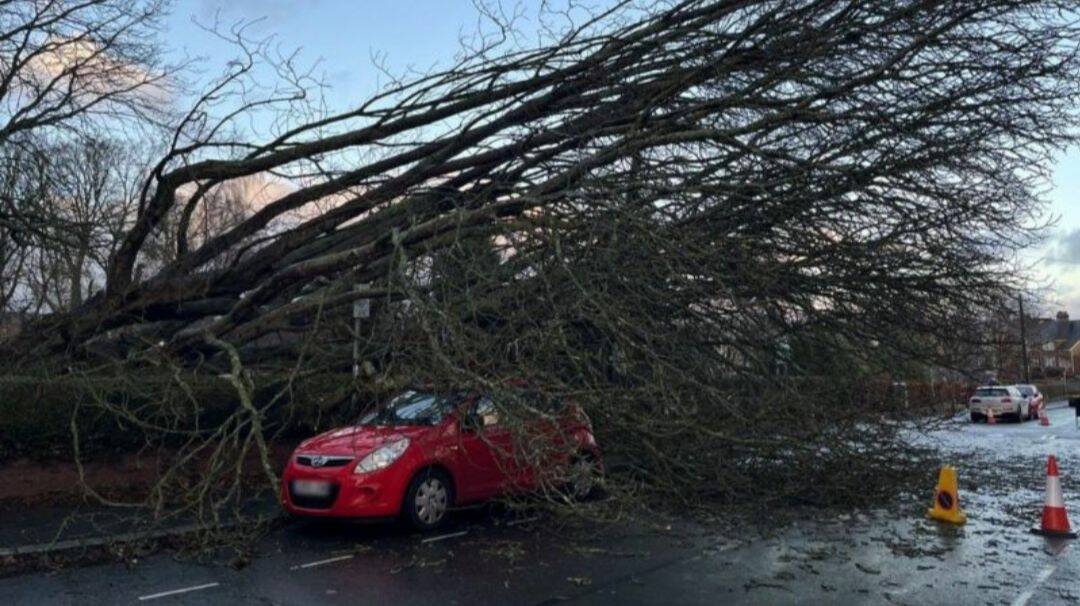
[26,139,140,310]
[0,142,45,311]
[0,0,177,249]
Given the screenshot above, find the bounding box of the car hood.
[295,425,432,456]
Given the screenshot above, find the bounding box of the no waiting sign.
[353,283,371,319]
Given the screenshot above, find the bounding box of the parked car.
[1014,384,1045,420]
[281,389,601,530]
[968,385,1028,423]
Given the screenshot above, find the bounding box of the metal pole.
[1018,296,1030,384]
[351,283,371,407]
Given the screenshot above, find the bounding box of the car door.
[1014,387,1028,417]
[1016,388,1029,415]
[453,395,517,502]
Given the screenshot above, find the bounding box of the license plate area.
[292,479,333,497]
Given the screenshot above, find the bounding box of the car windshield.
[975,388,1009,397]
[359,391,460,427]
[1017,386,1035,397]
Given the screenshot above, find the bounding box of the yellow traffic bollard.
[927,465,967,525]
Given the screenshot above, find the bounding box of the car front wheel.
[404,470,453,531]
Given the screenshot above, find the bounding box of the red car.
[1016,384,1045,420]
[281,389,601,530]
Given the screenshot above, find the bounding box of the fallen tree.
[0,0,1077,531]
[2,0,1069,362]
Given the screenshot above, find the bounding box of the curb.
[0,513,287,560]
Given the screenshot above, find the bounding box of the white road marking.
[421,530,468,543]
[1012,588,1036,604]
[289,554,355,570]
[137,582,220,601]
[1011,565,1055,606]
[506,516,541,527]
[1035,566,1055,584]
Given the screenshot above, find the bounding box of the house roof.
[1032,315,1080,351]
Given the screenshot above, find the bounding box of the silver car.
[969,385,1028,423]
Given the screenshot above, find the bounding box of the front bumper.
[281,461,411,518]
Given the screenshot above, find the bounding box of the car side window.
[475,396,501,428]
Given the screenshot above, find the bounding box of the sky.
[165,0,1080,318]
[1043,147,1080,318]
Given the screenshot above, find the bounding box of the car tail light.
[1001,398,1012,403]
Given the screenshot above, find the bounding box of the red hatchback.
[281,390,601,530]
[1015,384,1045,421]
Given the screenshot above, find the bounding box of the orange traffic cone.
[1031,455,1077,538]
[1040,408,1050,427]
[987,409,997,425]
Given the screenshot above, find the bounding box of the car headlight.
[355,438,410,474]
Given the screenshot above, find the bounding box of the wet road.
[2,404,1080,605]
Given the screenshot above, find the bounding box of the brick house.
[1029,311,1080,377]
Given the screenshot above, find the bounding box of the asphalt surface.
[2,403,1080,605]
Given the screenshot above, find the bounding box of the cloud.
[25,36,171,107]
[1031,229,1080,317]
[1047,229,1080,265]
[1056,279,1080,317]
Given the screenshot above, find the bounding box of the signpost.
[352,283,370,406]
[1019,296,1030,384]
